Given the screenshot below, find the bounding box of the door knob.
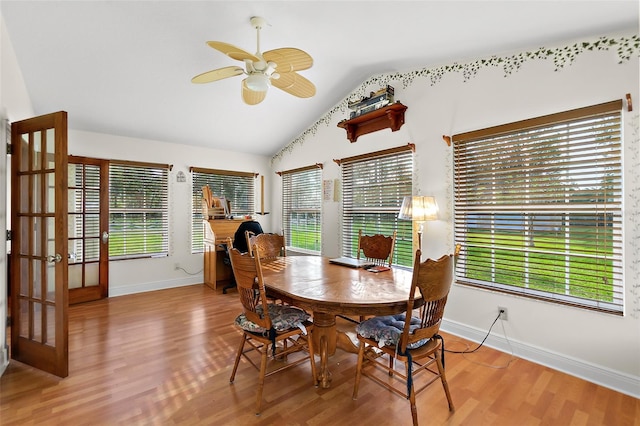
[102,231,109,244]
[46,254,62,263]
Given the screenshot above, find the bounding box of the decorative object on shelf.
[191,16,315,105]
[398,195,438,251]
[337,102,407,142]
[348,85,395,118]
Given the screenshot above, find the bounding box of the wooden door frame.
[67,156,109,305]
[10,111,69,378]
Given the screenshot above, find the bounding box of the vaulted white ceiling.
[2,1,637,156]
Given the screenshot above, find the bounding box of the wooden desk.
[260,256,416,388]
[203,219,246,289]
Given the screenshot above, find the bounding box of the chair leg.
[307,327,318,387]
[407,361,418,426]
[255,342,269,415]
[435,349,455,412]
[229,333,247,383]
[352,340,366,399]
[280,338,288,362]
[389,354,394,377]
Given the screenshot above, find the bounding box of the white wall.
[270,32,640,397]
[69,129,272,296]
[0,12,35,376]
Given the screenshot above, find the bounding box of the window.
[453,100,623,314]
[340,144,414,267]
[109,161,170,259]
[191,167,255,253]
[281,164,322,254]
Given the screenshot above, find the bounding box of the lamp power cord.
[445,311,516,369]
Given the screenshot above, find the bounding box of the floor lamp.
[398,195,438,252]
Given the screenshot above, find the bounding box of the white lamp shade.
[245,73,270,92]
[398,195,438,221]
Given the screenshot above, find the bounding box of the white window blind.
[68,161,101,264]
[109,161,170,259]
[340,145,414,267]
[453,100,623,314]
[281,164,322,254]
[191,167,255,253]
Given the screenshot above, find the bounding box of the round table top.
[260,256,417,316]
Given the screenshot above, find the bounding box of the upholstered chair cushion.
[356,313,429,349]
[235,304,310,335]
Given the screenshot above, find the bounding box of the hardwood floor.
[1,284,638,425]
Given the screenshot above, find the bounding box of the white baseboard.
[441,318,640,399]
[109,276,202,298]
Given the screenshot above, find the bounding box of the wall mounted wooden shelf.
[337,102,407,142]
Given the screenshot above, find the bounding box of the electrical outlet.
[498,306,508,321]
[174,263,180,271]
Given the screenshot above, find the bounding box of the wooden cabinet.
[337,102,407,142]
[202,219,246,290]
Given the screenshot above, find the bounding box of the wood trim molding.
[276,163,323,176]
[333,142,415,166]
[189,166,256,178]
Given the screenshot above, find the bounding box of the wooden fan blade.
[241,79,267,105]
[207,41,260,62]
[191,66,244,84]
[271,72,316,98]
[263,48,313,72]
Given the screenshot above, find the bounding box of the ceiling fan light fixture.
[192,15,315,104]
[245,73,270,91]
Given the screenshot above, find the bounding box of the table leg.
[312,312,336,388]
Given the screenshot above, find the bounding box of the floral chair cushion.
[235,304,310,335]
[356,313,429,349]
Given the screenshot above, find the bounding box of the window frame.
[453,100,624,314]
[190,167,256,253]
[108,160,171,260]
[280,164,323,255]
[338,144,415,267]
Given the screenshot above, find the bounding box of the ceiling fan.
[191,16,316,105]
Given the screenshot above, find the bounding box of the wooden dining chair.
[228,241,317,415]
[246,233,287,304]
[352,249,455,426]
[252,233,286,259]
[353,229,397,321]
[356,229,396,267]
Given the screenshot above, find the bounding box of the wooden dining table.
[260,255,417,388]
